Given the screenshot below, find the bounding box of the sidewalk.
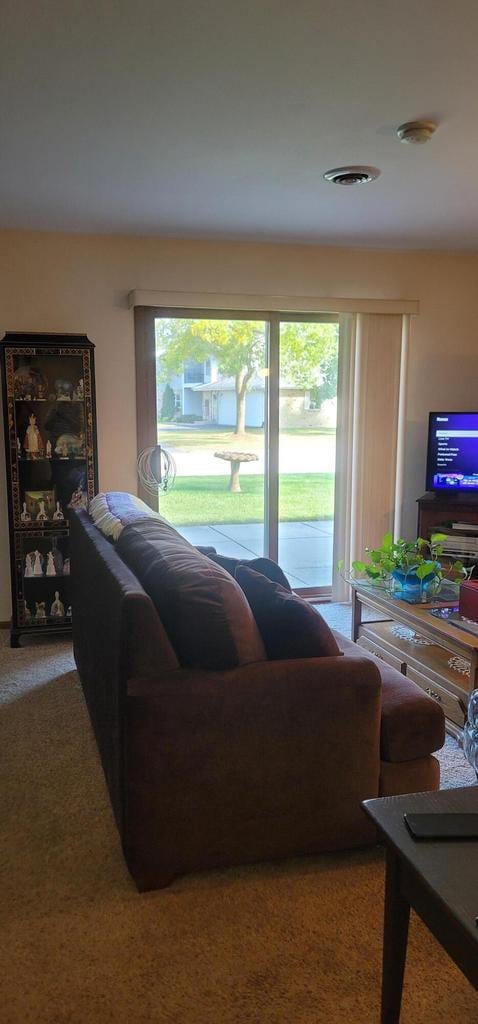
[177,518,334,589]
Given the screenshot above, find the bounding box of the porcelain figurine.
[53,501,64,521]
[20,502,32,523]
[24,552,34,577]
[46,440,52,458]
[68,487,86,509]
[36,500,48,523]
[50,591,65,618]
[35,601,46,620]
[23,412,44,458]
[33,550,43,576]
[73,378,84,400]
[55,379,72,401]
[63,558,70,575]
[46,551,56,576]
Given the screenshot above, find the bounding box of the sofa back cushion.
[116,520,266,670]
[235,566,341,661]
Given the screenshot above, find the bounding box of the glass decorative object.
[391,569,438,604]
[463,689,478,778]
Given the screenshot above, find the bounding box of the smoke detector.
[323,166,380,185]
[397,120,437,144]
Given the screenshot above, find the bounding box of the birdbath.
[214,450,259,492]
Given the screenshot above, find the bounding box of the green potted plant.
[339,531,472,603]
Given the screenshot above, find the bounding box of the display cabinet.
[1,333,98,646]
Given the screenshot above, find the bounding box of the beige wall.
[1,230,478,619]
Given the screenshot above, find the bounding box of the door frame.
[136,305,340,597]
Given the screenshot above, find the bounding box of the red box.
[459,580,478,622]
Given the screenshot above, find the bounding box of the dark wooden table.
[363,787,478,1023]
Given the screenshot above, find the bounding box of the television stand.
[417,493,478,573]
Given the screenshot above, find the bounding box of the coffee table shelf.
[352,586,478,739]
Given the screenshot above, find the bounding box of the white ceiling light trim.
[323,166,381,185]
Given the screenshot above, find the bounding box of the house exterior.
[158,357,336,428]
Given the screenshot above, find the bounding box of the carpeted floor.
[1,617,477,1023]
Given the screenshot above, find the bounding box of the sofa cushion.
[337,633,445,762]
[235,566,341,660]
[116,520,266,671]
[204,551,292,591]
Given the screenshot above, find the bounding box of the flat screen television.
[426,412,478,492]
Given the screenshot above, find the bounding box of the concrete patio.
[176,518,334,588]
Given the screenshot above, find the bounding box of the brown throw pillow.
[204,551,292,591]
[117,520,266,670]
[235,565,341,661]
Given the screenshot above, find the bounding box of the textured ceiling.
[1,0,478,247]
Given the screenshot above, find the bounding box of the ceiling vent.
[323,166,380,185]
[397,120,437,144]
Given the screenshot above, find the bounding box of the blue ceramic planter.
[391,569,437,604]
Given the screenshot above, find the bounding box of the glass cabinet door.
[1,336,97,645]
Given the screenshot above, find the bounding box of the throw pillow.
[117,520,266,671]
[205,551,292,591]
[235,565,341,661]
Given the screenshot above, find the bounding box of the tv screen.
[426,412,478,492]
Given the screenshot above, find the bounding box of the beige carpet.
[1,630,477,1024]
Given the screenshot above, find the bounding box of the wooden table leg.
[381,846,410,1024]
[351,587,362,642]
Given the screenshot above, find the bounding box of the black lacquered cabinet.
[1,333,98,646]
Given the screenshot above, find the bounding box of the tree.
[310,346,338,407]
[160,382,176,421]
[279,322,338,392]
[157,318,265,435]
[156,318,339,435]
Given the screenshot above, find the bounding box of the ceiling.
[1,0,478,248]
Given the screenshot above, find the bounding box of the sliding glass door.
[278,319,338,591]
[153,310,339,595]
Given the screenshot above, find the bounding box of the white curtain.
[332,312,407,601]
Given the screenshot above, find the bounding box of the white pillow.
[88,492,167,541]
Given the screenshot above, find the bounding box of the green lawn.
[158,425,336,453]
[159,473,334,525]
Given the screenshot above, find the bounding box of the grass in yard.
[159,473,334,525]
[158,425,336,453]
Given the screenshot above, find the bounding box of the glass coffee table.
[351,584,478,739]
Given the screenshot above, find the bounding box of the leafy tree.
[156,318,338,435]
[279,322,338,394]
[160,382,176,421]
[310,347,338,407]
[157,318,265,435]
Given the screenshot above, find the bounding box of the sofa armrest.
[123,656,382,887]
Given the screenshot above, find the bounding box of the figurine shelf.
[1,333,98,646]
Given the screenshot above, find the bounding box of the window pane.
[155,317,267,560]
[278,321,338,589]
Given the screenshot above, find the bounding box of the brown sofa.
[70,497,445,891]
